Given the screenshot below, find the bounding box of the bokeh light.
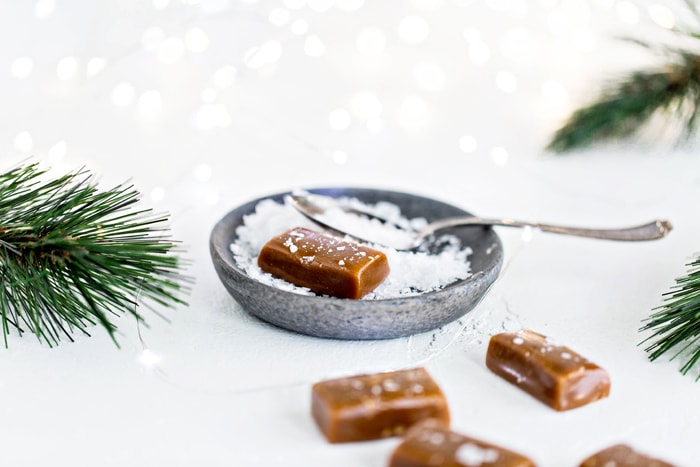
[194,163,213,182]
[86,57,107,77]
[13,131,33,153]
[56,56,78,80]
[356,27,387,56]
[290,19,309,35]
[648,4,675,29]
[185,28,210,53]
[245,40,283,69]
[11,57,33,79]
[213,66,237,88]
[158,37,186,64]
[398,16,430,45]
[459,135,477,153]
[142,27,166,52]
[495,71,517,93]
[269,8,292,27]
[332,150,348,164]
[112,82,136,107]
[350,92,383,120]
[196,104,232,130]
[283,0,306,9]
[304,35,326,57]
[138,90,163,121]
[48,140,67,164]
[491,146,509,166]
[35,0,55,19]
[329,108,352,130]
[150,186,166,203]
[412,62,446,93]
[616,1,640,24]
[336,0,363,11]
[398,94,430,129]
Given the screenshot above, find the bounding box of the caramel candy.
[311,367,450,443]
[257,227,390,299]
[578,444,675,467]
[389,419,536,467]
[485,329,610,411]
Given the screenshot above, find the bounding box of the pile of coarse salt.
[229,196,473,299]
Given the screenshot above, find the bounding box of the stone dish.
[209,187,503,340]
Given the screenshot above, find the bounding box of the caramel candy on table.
[485,329,610,411]
[311,367,450,443]
[389,419,536,467]
[257,227,390,299]
[578,444,676,467]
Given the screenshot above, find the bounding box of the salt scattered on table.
[229,195,472,299]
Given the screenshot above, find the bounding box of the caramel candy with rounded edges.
[389,419,536,467]
[257,227,390,299]
[311,367,450,443]
[485,329,610,411]
[578,444,675,467]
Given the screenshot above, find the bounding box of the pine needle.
[640,254,700,380]
[543,1,700,380]
[0,162,190,347]
[547,51,700,153]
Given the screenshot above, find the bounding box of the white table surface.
[1,1,699,466]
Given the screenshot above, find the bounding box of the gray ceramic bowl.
[209,188,503,340]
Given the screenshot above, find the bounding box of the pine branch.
[640,254,700,380]
[547,51,700,153]
[0,163,190,347]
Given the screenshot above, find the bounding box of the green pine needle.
[0,162,190,347]
[546,0,700,153]
[547,51,700,153]
[640,254,700,380]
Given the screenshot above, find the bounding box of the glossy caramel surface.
[390,419,536,467]
[578,444,675,467]
[486,330,610,411]
[311,368,449,443]
[257,227,390,299]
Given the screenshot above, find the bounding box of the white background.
[1,0,699,465]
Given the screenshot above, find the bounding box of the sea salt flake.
[229,196,472,299]
[381,378,400,392]
[455,442,500,466]
[428,432,446,445]
[350,380,364,390]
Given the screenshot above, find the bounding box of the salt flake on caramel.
[257,227,390,299]
[389,419,536,467]
[486,329,611,411]
[311,368,450,443]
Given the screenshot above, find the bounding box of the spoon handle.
[418,217,673,242]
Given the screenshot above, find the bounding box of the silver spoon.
[285,192,673,250]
